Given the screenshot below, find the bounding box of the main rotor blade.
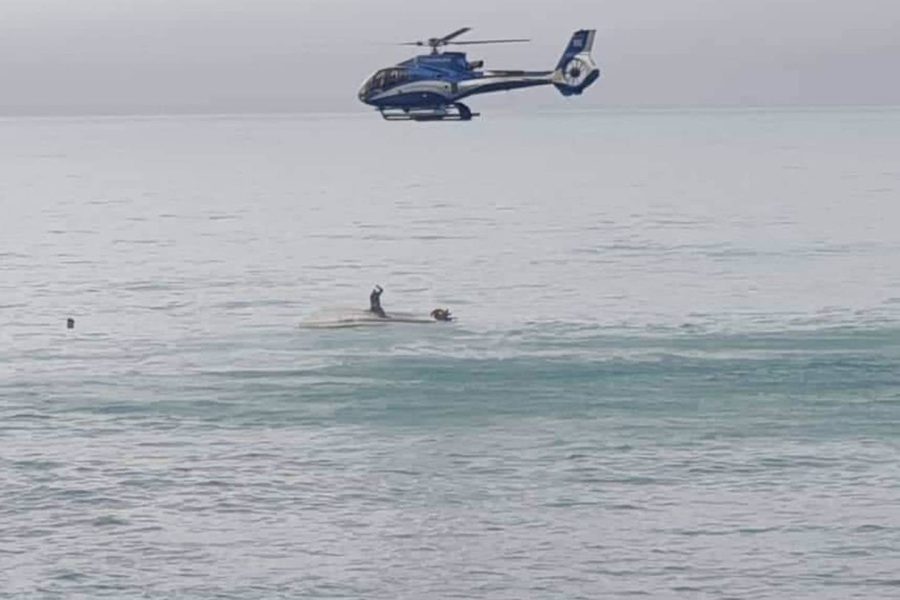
[439,27,472,43]
[448,38,530,45]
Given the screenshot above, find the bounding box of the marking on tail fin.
[556,30,596,70]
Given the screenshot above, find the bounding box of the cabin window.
[366,69,407,94]
[386,69,407,87]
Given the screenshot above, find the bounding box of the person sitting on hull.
[369,285,387,318]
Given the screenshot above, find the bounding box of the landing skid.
[380,103,478,122]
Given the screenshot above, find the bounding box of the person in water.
[431,308,453,322]
[369,285,386,318]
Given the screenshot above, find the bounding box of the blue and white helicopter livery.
[358,28,600,121]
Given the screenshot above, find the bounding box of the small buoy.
[67,318,75,329]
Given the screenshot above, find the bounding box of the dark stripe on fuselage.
[369,92,449,109]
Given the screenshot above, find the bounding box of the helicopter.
[358,28,600,121]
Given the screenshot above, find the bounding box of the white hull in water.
[299,308,442,329]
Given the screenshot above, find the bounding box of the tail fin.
[552,30,600,96]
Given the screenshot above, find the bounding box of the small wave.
[201,368,320,378]
[92,515,129,527]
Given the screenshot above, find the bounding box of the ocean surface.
[1,108,899,599]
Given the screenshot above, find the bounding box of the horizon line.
[2,103,900,121]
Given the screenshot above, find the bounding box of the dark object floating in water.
[431,308,453,322]
[67,317,75,329]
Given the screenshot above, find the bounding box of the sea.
[1,108,899,599]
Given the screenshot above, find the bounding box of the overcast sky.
[2,0,899,115]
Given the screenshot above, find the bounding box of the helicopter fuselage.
[358,30,600,121]
[359,52,552,110]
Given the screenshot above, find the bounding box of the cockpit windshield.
[362,68,409,95]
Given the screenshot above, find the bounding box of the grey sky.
[2,0,899,115]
